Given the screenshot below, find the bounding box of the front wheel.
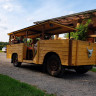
[75,65,93,74]
[13,54,21,67]
[46,55,63,77]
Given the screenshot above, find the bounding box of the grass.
[0,50,2,52]
[0,74,55,96]
[91,67,96,72]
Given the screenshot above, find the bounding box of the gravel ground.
[0,53,96,96]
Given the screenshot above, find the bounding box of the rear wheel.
[46,55,63,77]
[75,65,93,74]
[13,54,21,67]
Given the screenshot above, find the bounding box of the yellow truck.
[7,21,96,77]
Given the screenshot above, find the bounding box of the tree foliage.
[0,42,9,50]
[64,19,92,41]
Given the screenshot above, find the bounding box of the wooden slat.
[77,62,95,66]
[40,44,69,47]
[40,39,69,44]
[40,47,69,51]
[39,51,69,56]
[77,56,96,59]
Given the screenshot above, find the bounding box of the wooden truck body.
[7,39,96,66]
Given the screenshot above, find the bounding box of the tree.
[64,19,92,41]
[0,42,9,50]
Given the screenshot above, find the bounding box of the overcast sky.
[0,0,96,42]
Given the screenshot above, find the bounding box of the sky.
[0,0,96,42]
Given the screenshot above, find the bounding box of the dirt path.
[0,53,96,96]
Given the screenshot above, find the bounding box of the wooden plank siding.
[6,39,96,66]
[38,39,69,66]
[7,43,27,62]
[71,40,96,66]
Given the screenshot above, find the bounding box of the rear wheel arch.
[43,52,61,65]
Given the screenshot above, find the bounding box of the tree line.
[0,42,9,50]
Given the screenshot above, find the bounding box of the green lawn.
[0,50,2,52]
[0,74,55,96]
[91,67,96,72]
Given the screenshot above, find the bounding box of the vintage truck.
[7,21,96,77]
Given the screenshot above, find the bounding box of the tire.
[46,55,63,77]
[75,65,93,74]
[13,54,21,67]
